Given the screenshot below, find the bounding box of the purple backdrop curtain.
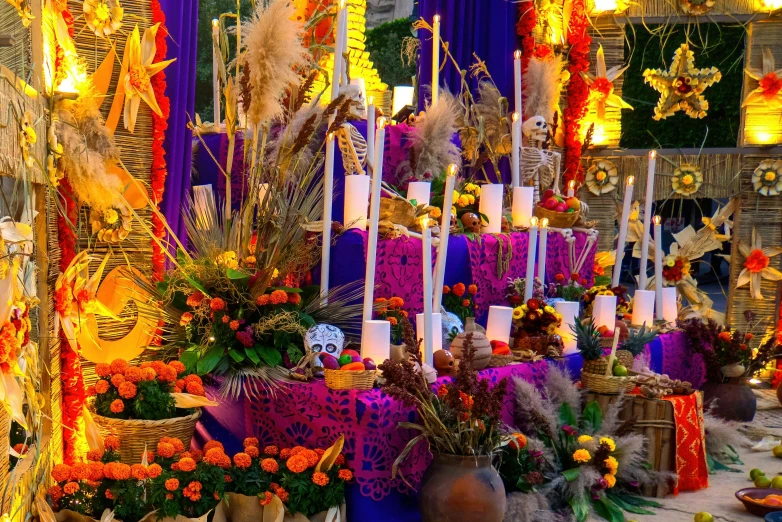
[417,0,519,183]
[160,0,198,242]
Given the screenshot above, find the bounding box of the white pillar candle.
[513,50,522,119]
[511,113,521,188]
[662,287,678,325]
[421,219,434,364]
[433,165,457,310]
[555,301,580,355]
[512,187,534,228]
[361,320,391,365]
[344,175,370,230]
[431,15,441,106]
[592,294,617,331]
[631,289,655,327]
[417,312,442,355]
[524,217,539,300]
[653,216,663,320]
[638,151,657,289]
[567,180,576,198]
[537,218,549,284]
[479,183,503,234]
[366,99,375,168]
[612,176,635,288]
[212,19,221,126]
[407,182,431,206]
[361,119,387,323]
[485,306,514,345]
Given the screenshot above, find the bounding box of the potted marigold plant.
[441,283,477,324]
[87,358,210,463]
[374,296,407,346]
[379,318,508,522]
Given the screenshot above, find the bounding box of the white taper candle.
[654,216,664,320]
[366,99,375,168]
[514,50,522,119]
[361,118,386,324]
[612,176,634,288]
[431,15,441,106]
[422,218,434,364]
[511,113,521,188]
[433,165,457,310]
[524,217,539,300]
[212,20,220,126]
[638,150,657,289]
[537,218,549,284]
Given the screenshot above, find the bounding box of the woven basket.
[92,409,201,463]
[533,206,580,229]
[581,370,636,394]
[0,408,8,511]
[324,369,376,390]
[489,354,513,367]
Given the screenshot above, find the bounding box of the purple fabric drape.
[159,0,198,241]
[417,0,519,183]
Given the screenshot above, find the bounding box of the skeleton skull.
[522,116,549,143]
[341,83,367,120]
[304,324,345,367]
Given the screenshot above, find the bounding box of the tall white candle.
[612,176,635,288]
[524,217,539,300]
[421,218,434,364]
[479,184,503,234]
[653,216,663,320]
[567,180,576,198]
[537,218,549,283]
[433,165,457,310]
[407,182,431,206]
[512,187,534,227]
[485,306,514,345]
[417,312,442,353]
[361,118,387,323]
[344,175,370,229]
[366,98,375,168]
[631,290,655,327]
[514,50,522,119]
[212,20,220,126]
[592,294,617,331]
[638,151,657,289]
[555,301,580,355]
[662,287,678,325]
[361,320,390,364]
[511,113,521,188]
[431,15,441,106]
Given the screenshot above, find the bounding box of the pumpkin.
[449,318,492,370]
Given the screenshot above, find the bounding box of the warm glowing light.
[649,150,657,159]
[753,131,776,144]
[391,85,414,119]
[212,19,218,27]
[540,218,549,228]
[420,217,431,228]
[568,180,576,190]
[376,117,387,130]
[760,0,782,9]
[529,216,539,227]
[749,377,762,384]
[626,176,635,186]
[653,215,662,226]
[447,164,458,176]
[591,123,608,146]
[338,0,346,9]
[327,132,335,141]
[512,112,520,123]
[433,14,441,23]
[209,336,216,342]
[514,50,522,60]
[369,96,374,105]
[592,0,619,11]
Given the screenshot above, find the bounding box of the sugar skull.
[304,324,345,367]
[461,212,481,233]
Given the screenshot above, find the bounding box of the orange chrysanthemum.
[110,359,129,375]
[286,454,309,473]
[245,446,259,458]
[210,297,226,311]
[256,294,270,306]
[86,449,104,462]
[269,290,288,305]
[105,435,120,451]
[169,360,186,375]
[110,399,124,413]
[157,442,175,458]
[509,433,528,451]
[142,367,157,381]
[70,462,90,481]
[315,448,326,457]
[185,374,203,387]
[165,478,179,491]
[186,291,204,307]
[261,458,279,473]
[188,480,202,491]
[147,463,162,478]
[335,454,345,466]
[388,296,404,308]
[279,448,292,459]
[105,489,114,500]
[110,374,125,387]
[178,457,197,472]
[452,283,466,297]
[95,379,110,394]
[467,284,478,295]
[179,312,194,326]
[186,381,205,396]
[312,472,329,486]
[264,445,279,456]
[158,365,177,383]
[131,464,147,480]
[124,366,143,383]
[95,363,111,377]
[259,491,273,506]
[302,449,320,468]
[338,469,353,481]
[63,482,79,495]
[287,293,302,305]
[163,437,185,453]
[745,249,770,273]
[118,381,137,399]
[229,320,240,331]
[290,446,306,456]
[233,452,252,469]
[242,437,259,448]
[52,464,72,483]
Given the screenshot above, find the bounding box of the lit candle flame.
[512,112,520,123]
[327,132,335,141]
[212,19,219,27]
[529,216,539,227]
[649,150,657,159]
[369,96,374,105]
[568,180,576,189]
[420,217,431,228]
[626,176,635,186]
[433,14,441,23]
[514,50,522,60]
[447,164,458,176]
[338,0,346,9]
[653,215,661,225]
[376,117,387,129]
[540,217,549,228]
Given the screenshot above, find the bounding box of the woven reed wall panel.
[586,19,626,148]
[47,182,63,464]
[0,3,31,78]
[625,0,757,18]
[726,153,782,336]
[0,78,46,185]
[741,20,782,146]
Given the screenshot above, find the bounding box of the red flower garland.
[562,0,591,185]
[516,1,536,76]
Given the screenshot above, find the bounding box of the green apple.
[694,513,713,522]
[613,364,628,377]
[771,476,782,489]
[755,476,772,488]
[773,445,782,458]
[751,468,766,480]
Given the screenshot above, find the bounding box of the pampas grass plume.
[409,89,461,180]
[523,54,565,122]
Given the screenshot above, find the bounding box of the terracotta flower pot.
[419,454,506,522]
[702,382,756,422]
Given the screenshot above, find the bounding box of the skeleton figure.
[519,115,561,204]
[304,324,345,367]
[336,84,369,175]
[522,116,548,146]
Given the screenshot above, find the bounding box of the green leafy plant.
[620,323,657,357]
[442,282,477,323]
[365,18,417,88]
[572,319,603,361]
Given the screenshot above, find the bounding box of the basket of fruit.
[322,349,377,390]
[535,190,580,229]
[489,340,513,367]
[574,321,635,394]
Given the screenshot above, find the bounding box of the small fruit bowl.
[737,488,782,516]
[534,206,580,229]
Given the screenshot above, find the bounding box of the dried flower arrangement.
[442,283,478,323]
[512,298,562,337]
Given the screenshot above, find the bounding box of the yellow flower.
[466,194,475,205]
[544,305,555,314]
[604,474,616,488]
[430,207,442,219]
[271,268,279,279]
[599,437,616,451]
[457,195,471,207]
[451,206,457,217]
[664,255,676,267]
[104,208,118,225]
[595,170,607,181]
[520,304,528,312]
[682,174,694,185]
[573,449,591,463]
[22,126,36,145]
[604,456,619,474]
[512,307,523,320]
[546,324,558,335]
[216,251,239,269]
[452,190,461,201]
[577,435,593,444]
[83,0,123,37]
[765,171,776,182]
[597,290,614,296]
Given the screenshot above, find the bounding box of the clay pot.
[450,318,492,370]
[702,382,756,422]
[419,453,506,522]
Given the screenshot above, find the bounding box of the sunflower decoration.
[6,0,34,27]
[752,160,782,196]
[734,226,782,300]
[581,45,633,121]
[671,164,703,196]
[585,160,619,195]
[90,206,132,243]
[679,0,715,15]
[83,0,123,37]
[743,48,782,110]
[19,111,37,167]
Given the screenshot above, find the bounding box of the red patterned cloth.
[667,391,709,493]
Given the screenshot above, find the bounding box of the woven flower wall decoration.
[671,164,703,196]
[6,0,34,27]
[752,160,782,196]
[19,111,37,168]
[581,45,633,121]
[90,206,131,243]
[734,227,782,300]
[743,48,782,110]
[121,24,175,133]
[585,159,619,195]
[679,0,715,15]
[83,0,123,37]
[643,43,722,120]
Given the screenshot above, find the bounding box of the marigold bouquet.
[497,433,547,493]
[512,298,562,337]
[441,283,477,323]
[550,272,587,302]
[88,358,204,420]
[374,296,408,344]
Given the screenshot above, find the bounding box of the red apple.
[554,203,569,213]
[543,189,555,200]
[544,198,558,210]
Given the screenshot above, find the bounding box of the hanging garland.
[562,0,591,185]
[516,0,536,75]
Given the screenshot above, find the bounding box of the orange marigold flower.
[52,464,72,483]
[462,299,470,307]
[443,285,451,294]
[188,481,202,491]
[229,320,240,331]
[256,294,270,306]
[718,331,732,342]
[110,359,129,375]
[158,365,177,383]
[184,374,203,387]
[279,448,292,459]
[233,452,252,469]
[245,446,259,458]
[165,478,179,491]
[264,445,279,456]
[210,298,226,311]
[63,482,79,495]
[114,463,131,480]
[48,485,63,503]
[223,474,232,483]
[276,489,289,502]
[219,454,232,469]
[176,379,185,390]
[204,447,225,464]
[118,381,137,399]
[387,316,398,326]
[221,315,230,324]
[261,458,279,473]
[105,489,114,500]
[142,367,157,381]
[86,449,103,462]
[468,284,478,294]
[335,454,345,466]
[95,379,110,394]
[169,360,186,375]
[244,437,259,448]
[315,448,326,456]
[186,291,204,307]
[179,312,194,326]
[157,442,175,458]
[186,381,205,396]
[124,366,143,383]
[178,457,197,472]
[290,446,306,456]
[287,293,302,305]
[86,385,97,397]
[269,290,288,305]
[95,363,111,377]
[165,493,174,500]
[509,433,528,450]
[338,469,353,481]
[302,449,320,468]
[70,462,90,481]
[110,399,124,413]
[105,435,120,451]
[131,464,147,480]
[110,374,125,387]
[437,384,448,398]
[312,472,330,486]
[190,449,203,462]
[746,249,770,273]
[452,283,466,297]
[286,454,309,473]
[259,491,273,506]
[374,297,388,304]
[388,296,404,308]
[147,463,162,479]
